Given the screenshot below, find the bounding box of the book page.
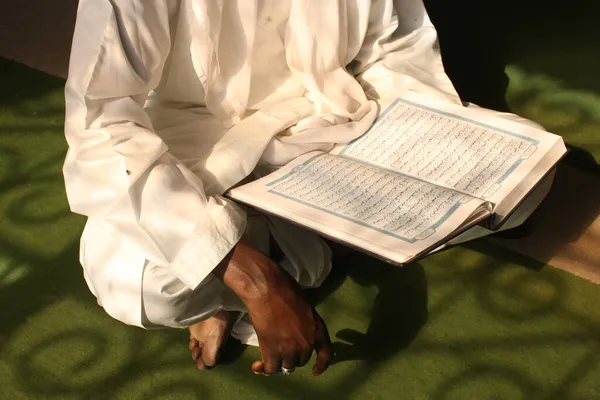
[333,93,562,207]
[228,152,490,264]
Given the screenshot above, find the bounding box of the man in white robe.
[64,0,554,376]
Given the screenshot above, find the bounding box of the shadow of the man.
[485,161,600,277]
[0,58,65,105]
[424,0,600,108]
[306,250,429,365]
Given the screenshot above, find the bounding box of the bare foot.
[189,310,239,370]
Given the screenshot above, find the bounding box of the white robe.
[64,0,552,337]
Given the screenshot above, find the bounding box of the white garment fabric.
[65,0,552,337]
[137,210,332,346]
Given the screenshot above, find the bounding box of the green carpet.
[1,57,599,400]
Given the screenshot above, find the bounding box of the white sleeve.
[64,0,246,289]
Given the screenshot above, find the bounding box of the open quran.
[227,93,567,265]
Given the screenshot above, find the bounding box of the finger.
[264,355,282,375]
[312,317,333,376]
[281,352,298,370]
[313,341,333,376]
[297,348,312,367]
[251,360,265,375]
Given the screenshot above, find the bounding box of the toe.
[197,357,207,370]
[202,342,220,368]
[188,311,239,370]
[191,345,202,362]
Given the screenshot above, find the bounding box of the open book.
[227,93,567,265]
